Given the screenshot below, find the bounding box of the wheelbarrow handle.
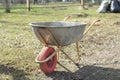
[83,19,101,36]
[64,15,72,21]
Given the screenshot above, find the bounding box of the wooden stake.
[26,0,30,11]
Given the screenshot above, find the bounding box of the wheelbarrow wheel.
[37,46,57,73]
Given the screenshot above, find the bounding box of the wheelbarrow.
[29,17,100,73]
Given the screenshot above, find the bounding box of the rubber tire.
[37,46,57,73]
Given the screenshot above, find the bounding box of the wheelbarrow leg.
[76,41,81,62]
[57,61,72,72]
[45,29,80,69]
[59,49,80,69]
[57,61,81,80]
[34,28,48,46]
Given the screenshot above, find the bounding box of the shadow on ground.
[46,65,120,80]
[0,64,30,80]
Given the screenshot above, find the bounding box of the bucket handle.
[64,16,100,36]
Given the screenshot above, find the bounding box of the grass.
[0,3,120,80]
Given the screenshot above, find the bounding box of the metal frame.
[35,28,81,72]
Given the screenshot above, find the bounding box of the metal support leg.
[59,49,77,65]
[57,61,81,79]
[35,28,48,46]
[76,41,81,62]
[57,61,72,72]
[45,29,80,69]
